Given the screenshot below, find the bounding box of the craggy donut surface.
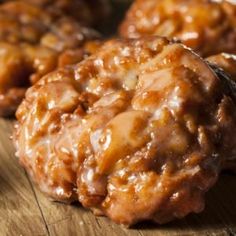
[14,37,236,225]
[0,1,101,116]
[1,0,111,26]
[120,0,236,57]
[207,53,236,81]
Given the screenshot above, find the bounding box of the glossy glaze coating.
[207,53,236,81]
[120,0,236,57]
[207,53,236,172]
[0,1,101,116]
[14,37,236,226]
[2,0,111,26]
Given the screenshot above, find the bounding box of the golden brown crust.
[120,0,236,57]
[0,1,51,44]
[40,17,99,52]
[14,37,236,225]
[57,40,103,68]
[0,1,101,116]
[207,53,236,81]
[207,53,236,172]
[2,0,111,26]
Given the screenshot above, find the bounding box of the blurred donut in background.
[0,0,109,116]
[120,0,236,57]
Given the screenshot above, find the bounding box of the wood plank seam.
[137,230,144,236]
[0,119,49,236]
[95,217,102,229]
[25,172,51,236]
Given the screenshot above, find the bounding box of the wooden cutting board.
[0,118,236,236]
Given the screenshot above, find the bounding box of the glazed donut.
[207,53,236,81]
[0,1,101,116]
[14,37,236,225]
[120,0,236,57]
[1,0,111,26]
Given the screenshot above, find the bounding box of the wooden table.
[0,118,236,236]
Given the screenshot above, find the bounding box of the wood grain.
[0,118,236,236]
[0,119,47,236]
